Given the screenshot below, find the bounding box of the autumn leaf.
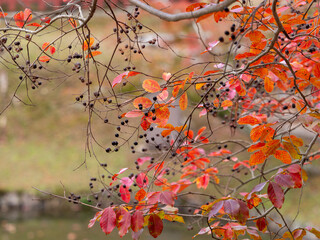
[148,214,163,238]
[274,150,292,164]
[136,172,149,188]
[118,208,131,237]
[39,55,51,62]
[86,51,102,59]
[267,182,284,208]
[133,97,153,109]
[312,63,320,78]
[179,92,188,110]
[142,79,161,93]
[119,185,131,203]
[100,207,116,235]
[0,12,8,18]
[208,201,224,219]
[275,174,294,188]
[83,37,94,51]
[224,199,240,217]
[131,211,144,232]
[238,115,262,125]
[296,68,310,80]
[14,8,32,28]
[221,100,233,108]
[264,76,274,93]
[135,188,147,201]
[159,191,176,206]
[256,218,267,232]
[249,150,266,166]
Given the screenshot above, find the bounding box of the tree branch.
[128,0,237,22]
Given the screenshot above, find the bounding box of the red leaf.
[40,17,51,23]
[119,185,131,203]
[159,191,175,206]
[131,210,144,232]
[0,12,8,18]
[148,214,163,238]
[112,71,129,88]
[179,92,188,110]
[100,207,116,235]
[14,11,24,28]
[23,8,32,22]
[118,208,131,237]
[39,55,51,62]
[136,172,149,188]
[267,182,284,208]
[142,79,161,93]
[140,116,151,131]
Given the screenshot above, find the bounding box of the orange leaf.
[83,37,94,51]
[179,92,188,110]
[250,125,265,142]
[39,55,50,62]
[274,150,292,164]
[238,115,262,126]
[264,76,274,93]
[221,100,233,108]
[249,150,266,166]
[42,42,50,51]
[133,97,153,109]
[86,51,102,59]
[245,30,265,43]
[313,63,320,78]
[186,3,207,12]
[283,135,303,147]
[27,22,42,27]
[161,129,173,137]
[142,79,161,93]
[262,139,280,156]
[135,188,147,201]
[296,69,310,80]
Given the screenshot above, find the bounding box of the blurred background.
[0,1,320,240]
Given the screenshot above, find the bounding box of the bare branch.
[128,0,237,22]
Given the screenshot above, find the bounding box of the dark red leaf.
[148,214,163,238]
[267,182,284,208]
